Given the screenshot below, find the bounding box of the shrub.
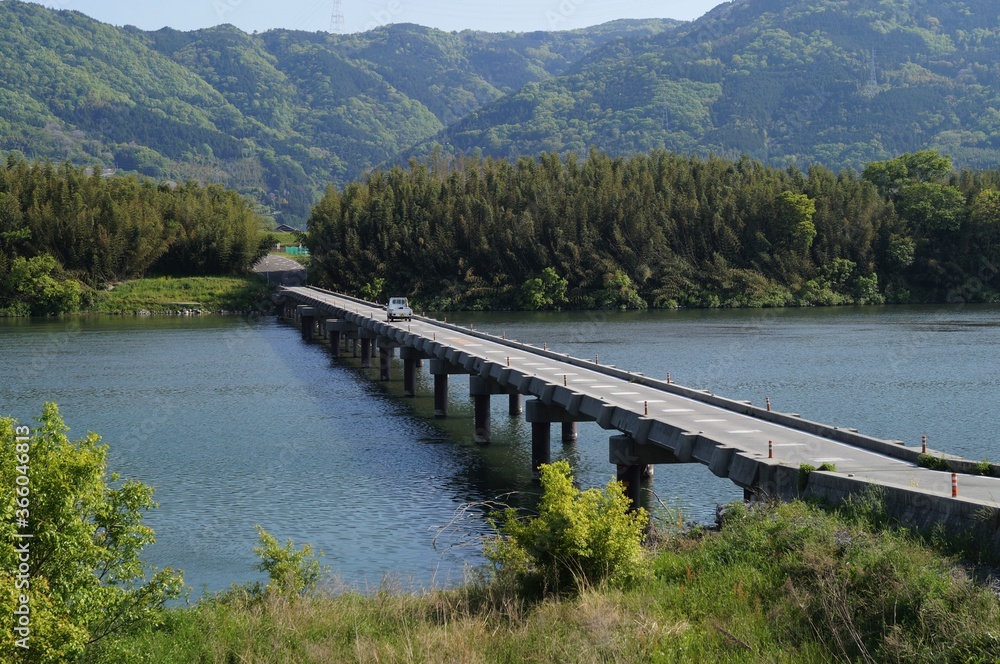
[253,526,327,597]
[484,461,648,596]
[0,404,183,663]
[918,454,950,471]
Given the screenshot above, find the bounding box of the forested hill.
[0,0,674,223]
[413,0,1000,172]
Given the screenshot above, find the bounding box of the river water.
[1,305,998,594]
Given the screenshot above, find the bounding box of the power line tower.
[330,0,345,33]
[862,47,879,98]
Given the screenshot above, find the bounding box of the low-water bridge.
[276,286,1000,554]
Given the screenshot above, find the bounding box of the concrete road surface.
[254,254,307,287]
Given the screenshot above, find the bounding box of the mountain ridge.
[4,0,1000,223]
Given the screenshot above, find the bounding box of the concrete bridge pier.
[297,306,316,341]
[562,421,578,443]
[399,347,423,396]
[509,393,523,417]
[377,337,397,382]
[609,434,684,511]
[469,376,511,445]
[358,329,376,368]
[524,400,581,478]
[325,320,354,358]
[430,360,467,418]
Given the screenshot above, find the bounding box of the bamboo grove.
[0,156,271,315]
[306,150,1000,310]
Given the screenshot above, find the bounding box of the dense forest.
[306,149,1000,309]
[0,156,270,315]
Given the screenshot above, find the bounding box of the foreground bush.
[485,460,649,596]
[0,404,183,663]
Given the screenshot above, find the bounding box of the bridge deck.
[282,287,1000,515]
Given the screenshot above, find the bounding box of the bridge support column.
[352,338,359,358]
[509,393,523,417]
[379,346,392,381]
[562,421,578,444]
[616,463,642,511]
[526,398,597,479]
[609,434,681,511]
[359,329,376,368]
[470,376,493,445]
[430,359,467,418]
[326,320,353,359]
[376,337,396,382]
[531,422,551,479]
[400,347,421,397]
[298,306,316,341]
[434,374,448,417]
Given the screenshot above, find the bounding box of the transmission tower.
[330,0,345,33]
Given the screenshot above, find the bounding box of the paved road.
[284,286,1000,511]
[254,254,307,287]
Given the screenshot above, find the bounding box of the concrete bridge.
[276,286,1000,556]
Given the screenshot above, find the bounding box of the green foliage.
[798,463,817,491]
[359,277,386,303]
[410,3,1000,176]
[0,1,674,222]
[308,148,1000,309]
[516,268,568,310]
[975,460,994,477]
[485,461,648,596]
[918,454,951,471]
[0,403,183,662]
[115,499,1000,662]
[252,526,327,598]
[0,158,270,315]
[899,182,966,233]
[654,499,1000,662]
[85,276,272,314]
[4,254,82,315]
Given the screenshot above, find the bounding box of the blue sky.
[28,0,723,34]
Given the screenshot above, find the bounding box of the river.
[1,304,998,594]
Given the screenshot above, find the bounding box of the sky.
[27,0,724,35]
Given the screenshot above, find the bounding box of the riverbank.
[100,498,999,663]
[87,276,272,316]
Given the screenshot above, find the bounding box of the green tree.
[4,254,83,315]
[899,182,966,233]
[862,150,952,200]
[0,404,183,663]
[515,267,568,310]
[774,190,817,252]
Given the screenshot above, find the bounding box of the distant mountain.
[6,0,1000,225]
[0,0,675,222]
[412,0,1000,171]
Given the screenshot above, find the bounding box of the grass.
[100,498,1000,663]
[86,276,273,314]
